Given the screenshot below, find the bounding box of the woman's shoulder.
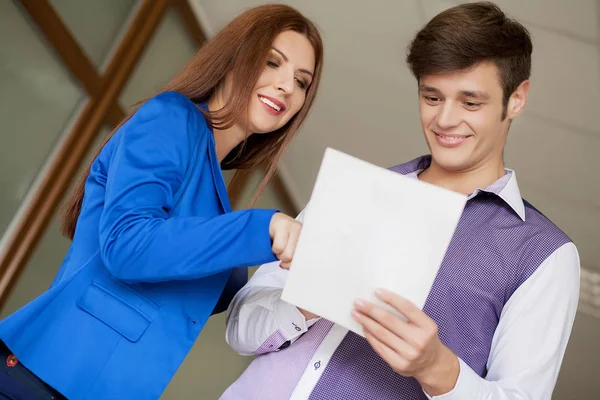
[123,91,211,145]
[104,92,211,164]
[137,91,206,123]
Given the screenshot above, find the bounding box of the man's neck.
[418,159,506,195]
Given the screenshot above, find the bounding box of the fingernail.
[375,288,389,297]
[354,299,366,309]
[351,310,361,320]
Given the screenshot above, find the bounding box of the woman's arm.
[98,93,278,283]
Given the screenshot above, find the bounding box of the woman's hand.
[269,212,302,269]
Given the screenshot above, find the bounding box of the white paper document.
[281,148,467,337]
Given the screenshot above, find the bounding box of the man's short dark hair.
[407,1,532,110]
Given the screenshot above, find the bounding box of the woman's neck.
[207,93,247,162]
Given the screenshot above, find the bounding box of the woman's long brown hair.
[61,4,323,239]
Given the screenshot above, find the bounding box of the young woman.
[0,4,323,399]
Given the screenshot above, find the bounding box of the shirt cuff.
[306,317,320,329]
[275,299,311,339]
[424,358,483,399]
[254,303,318,355]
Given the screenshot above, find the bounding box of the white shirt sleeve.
[225,208,321,356]
[425,242,580,400]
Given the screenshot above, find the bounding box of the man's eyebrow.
[419,85,490,100]
[460,90,490,100]
[419,85,440,93]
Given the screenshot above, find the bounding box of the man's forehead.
[419,65,502,97]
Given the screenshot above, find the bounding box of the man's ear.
[506,80,530,120]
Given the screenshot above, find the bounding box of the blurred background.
[0,0,598,398]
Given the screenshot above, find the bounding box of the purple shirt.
[221,156,573,400]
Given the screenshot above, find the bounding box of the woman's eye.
[295,77,307,89]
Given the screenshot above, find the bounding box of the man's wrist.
[298,307,319,320]
[417,345,460,396]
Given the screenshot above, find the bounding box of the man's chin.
[431,150,472,173]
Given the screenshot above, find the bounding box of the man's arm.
[353,242,580,399]
[225,209,321,356]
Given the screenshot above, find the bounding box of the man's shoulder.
[522,198,571,244]
[506,198,577,291]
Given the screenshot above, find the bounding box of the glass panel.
[0,2,85,241]
[120,9,197,110]
[49,0,138,67]
[1,127,112,317]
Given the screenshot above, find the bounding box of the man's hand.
[352,289,459,396]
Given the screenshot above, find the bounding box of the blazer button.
[6,354,18,367]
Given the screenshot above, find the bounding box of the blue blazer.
[0,92,278,399]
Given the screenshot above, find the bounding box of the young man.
[220,2,580,399]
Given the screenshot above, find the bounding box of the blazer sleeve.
[98,92,278,284]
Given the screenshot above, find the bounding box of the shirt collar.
[397,156,526,221]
